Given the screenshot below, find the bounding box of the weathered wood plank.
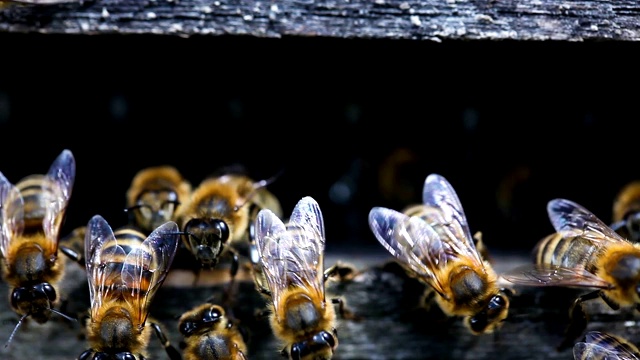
[1,0,639,41]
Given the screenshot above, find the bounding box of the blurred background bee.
[611,180,640,243]
[125,165,192,235]
[0,149,76,345]
[176,302,248,360]
[502,198,640,350]
[176,168,282,288]
[79,214,181,360]
[574,330,640,360]
[368,173,511,335]
[253,196,340,360]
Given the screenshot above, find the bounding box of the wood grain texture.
[1,0,640,41]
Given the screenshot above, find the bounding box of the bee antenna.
[5,313,28,348]
[48,307,78,322]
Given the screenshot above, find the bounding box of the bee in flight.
[79,214,181,360]
[176,302,248,360]
[0,149,76,345]
[502,198,640,349]
[610,180,640,243]
[125,165,192,235]
[176,170,282,288]
[368,173,511,335]
[574,330,640,360]
[254,196,343,360]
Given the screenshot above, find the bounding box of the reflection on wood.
[0,253,639,359]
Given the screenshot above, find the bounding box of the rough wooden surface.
[2,251,640,360]
[1,0,640,41]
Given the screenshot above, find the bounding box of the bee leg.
[557,290,600,351]
[59,245,85,267]
[150,322,182,360]
[331,297,362,321]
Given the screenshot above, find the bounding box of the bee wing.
[255,196,326,316]
[574,331,640,360]
[369,206,449,297]
[84,215,123,320]
[548,199,627,245]
[0,172,24,259]
[121,221,180,325]
[501,263,612,289]
[42,149,75,253]
[421,173,484,266]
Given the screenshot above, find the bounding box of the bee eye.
[204,307,222,322]
[210,219,230,243]
[37,283,57,301]
[179,320,198,336]
[317,330,336,348]
[115,353,136,360]
[468,315,487,333]
[488,295,506,310]
[289,343,302,360]
[10,288,25,309]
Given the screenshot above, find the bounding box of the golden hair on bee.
[79,215,181,360]
[369,173,511,335]
[574,330,640,360]
[0,149,76,347]
[177,303,248,360]
[612,180,640,243]
[125,165,192,234]
[254,196,339,360]
[504,198,640,350]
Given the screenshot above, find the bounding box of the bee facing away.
[611,180,640,243]
[574,330,640,360]
[502,198,640,349]
[368,173,511,335]
[254,196,340,360]
[125,165,192,235]
[80,214,181,360]
[176,172,282,277]
[176,303,248,360]
[0,149,76,343]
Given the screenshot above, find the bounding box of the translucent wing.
[369,206,449,298]
[421,173,483,266]
[121,221,180,325]
[42,149,75,252]
[574,331,640,360]
[501,263,613,289]
[548,199,627,246]
[85,215,122,320]
[254,196,326,317]
[0,172,23,259]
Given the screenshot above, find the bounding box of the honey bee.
[80,214,181,360]
[176,171,282,282]
[176,303,248,360]
[368,173,511,335]
[574,330,640,360]
[502,198,640,349]
[253,196,341,360]
[0,149,76,343]
[611,180,640,243]
[125,165,192,234]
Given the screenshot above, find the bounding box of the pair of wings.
[0,149,76,260]
[253,196,326,317]
[368,173,485,300]
[574,331,640,360]
[502,198,627,289]
[84,215,180,326]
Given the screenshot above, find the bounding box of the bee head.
[126,190,180,232]
[10,282,57,323]
[178,304,224,337]
[182,218,230,267]
[282,329,338,360]
[466,289,511,335]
